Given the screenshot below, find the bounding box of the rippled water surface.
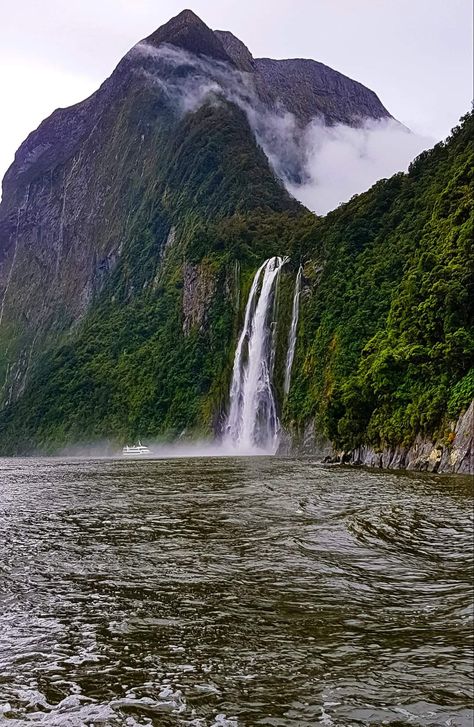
[0,457,473,726]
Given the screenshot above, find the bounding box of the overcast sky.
[1,0,472,183]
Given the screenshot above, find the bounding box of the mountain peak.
[173,8,201,22]
[143,9,233,64]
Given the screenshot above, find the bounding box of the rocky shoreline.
[281,400,474,476]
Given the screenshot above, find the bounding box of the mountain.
[0,10,391,413]
[0,10,472,472]
[145,9,234,64]
[215,30,391,126]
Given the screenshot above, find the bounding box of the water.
[0,457,472,726]
[283,265,303,397]
[226,257,286,453]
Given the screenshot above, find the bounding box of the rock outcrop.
[254,57,390,126]
[145,9,234,64]
[282,400,474,475]
[182,262,217,334]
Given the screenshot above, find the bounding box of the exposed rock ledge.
[281,399,473,475]
[182,261,217,335]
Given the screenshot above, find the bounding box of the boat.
[122,441,151,456]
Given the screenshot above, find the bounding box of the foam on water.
[0,684,239,726]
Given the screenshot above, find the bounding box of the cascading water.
[226,256,287,453]
[283,264,303,397]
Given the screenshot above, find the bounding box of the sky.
[0,0,472,187]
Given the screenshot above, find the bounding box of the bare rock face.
[215,29,391,127]
[182,262,217,335]
[145,9,233,64]
[254,58,390,126]
[439,400,474,474]
[214,30,256,72]
[287,400,474,475]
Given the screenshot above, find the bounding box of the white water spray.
[284,265,303,397]
[226,256,287,453]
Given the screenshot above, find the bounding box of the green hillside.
[0,98,302,451]
[0,109,472,455]
[287,111,473,450]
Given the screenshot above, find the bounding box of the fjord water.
[0,458,472,727]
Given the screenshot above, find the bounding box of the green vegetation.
[0,104,472,455]
[287,111,473,450]
[0,98,302,452]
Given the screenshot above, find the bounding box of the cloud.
[1,0,471,190]
[131,42,307,181]
[287,118,433,214]
[128,43,434,215]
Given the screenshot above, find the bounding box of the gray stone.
[284,400,473,475]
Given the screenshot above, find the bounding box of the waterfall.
[283,265,303,397]
[226,256,286,453]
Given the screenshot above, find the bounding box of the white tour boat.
[122,441,151,456]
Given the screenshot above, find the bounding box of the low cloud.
[132,42,306,184]
[131,43,433,215]
[288,118,433,214]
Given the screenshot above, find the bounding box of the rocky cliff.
[215,30,391,126]
[281,400,473,475]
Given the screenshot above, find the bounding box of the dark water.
[0,457,473,726]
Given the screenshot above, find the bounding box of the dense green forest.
[0,108,472,454]
[287,111,473,450]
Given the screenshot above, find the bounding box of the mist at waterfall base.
[60,437,280,461]
[131,257,295,460]
[57,439,258,461]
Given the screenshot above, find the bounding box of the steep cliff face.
[281,401,473,475]
[254,58,390,126]
[182,261,218,334]
[215,30,391,126]
[145,9,234,63]
[0,70,144,404]
[214,31,256,73]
